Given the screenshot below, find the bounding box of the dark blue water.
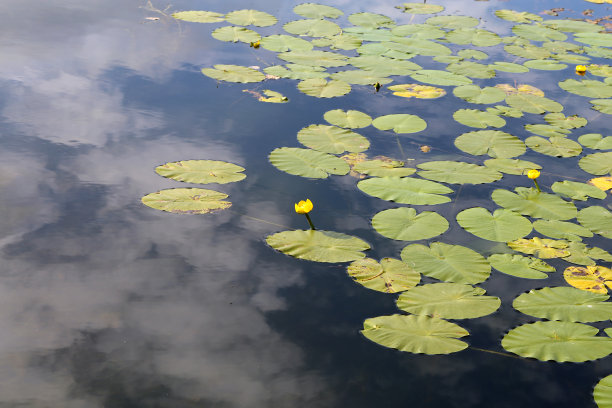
[0,0,610,406]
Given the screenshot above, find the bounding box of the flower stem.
[304,213,315,230]
[533,179,541,192]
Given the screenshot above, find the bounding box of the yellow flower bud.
[527,169,540,179]
[576,65,587,75]
[294,199,313,214]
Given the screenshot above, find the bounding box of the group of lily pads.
[153,2,612,406]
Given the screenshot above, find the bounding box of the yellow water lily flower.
[576,65,587,75]
[295,199,313,214]
[527,169,540,179]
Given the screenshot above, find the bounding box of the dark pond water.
[0,0,611,406]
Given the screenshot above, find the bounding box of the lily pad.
[324,109,372,129]
[446,61,496,79]
[490,62,530,73]
[457,49,488,60]
[401,242,491,284]
[155,160,246,184]
[348,12,395,28]
[357,177,453,205]
[488,254,554,279]
[578,134,612,150]
[543,19,603,33]
[268,147,349,178]
[392,23,445,39]
[513,24,567,42]
[172,10,225,23]
[523,59,567,70]
[455,130,525,158]
[456,207,532,242]
[211,26,261,43]
[506,94,563,114]
[426,15,479,29]
[260,35,313,52]
[347,257,420,293]
[361,314,469,355]
[579,152,612,175]
[397,283,500,319]
[590,177,612,192]
[257,90,289,103]
[266,230,370,262]
[594,375,612,408]
[591,99,612,114]
[297,125,369,154]
[264,64,328,80]
[533,220,594,241]
[551,180,607,201]
[507,237,570,259]
[564,242,612,266]
[564,265,612,294]
[445,28,502,47]
[141,188,231,214]
[410,70,472,86]
[297,79,351,98]
[544,113,587,129]
[525,124,571,138]
[495,10,542,23]
[348,55,421,76]
[372,208,449,241]
[388,84,446,99]
[453,85,506,104]
[574,32,612,47]
[559,79,612,98]
[398,3,444,14]
[283,18,341,37]
[278,50,348,67]
[225,9,277,26]
[577,206,612,239]
[514,287,612,322]
[502,321,612,362]
[483,158,541,175]
[505,44,552,60]
[417,161,503,184]
[453,109,506,129]
[293,3,343,19]
[202,64,264,83]
[384,39,452,57]
[372,114,427,134]
[330,70,391,86]
[352,160,416,177]
[492,187,577,220]
[526,136,582,158]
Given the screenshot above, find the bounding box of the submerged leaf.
[266,230,370,262]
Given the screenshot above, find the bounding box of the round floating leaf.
[495,10,542,23]
[507,237,570,259]
[401,242,490,284]
[578,206,612,239]
[293,3,343,19]
[155,160,246,184]
[225,9,277,26]
[297,125,369,154]
[457,49,488,60]
[544,113,587,129]
[457,208,532,242]
[575,32,612,47]
[201,64,264,83]
[283,18,341,37]
[595,375,612,408]
[417,161,503,184]
[172,10,225,23]
[564,242,612,267]
[533,220,594,241]
[330,70,391,86]
[361,314,469,355]
[579,134,612,150]
[410,70,472,86]
[505,44,552,60]
[453,109,506,129]
[268,147,349,178]
[278,50,348,67]
[455,130,526,158]
[506,94,563,114]
[502,321,612,362]
[388,84,446,99]
[543,19,603,33]
[372,114,427,134]
[141,188,231,214]
[347,257,420,293]
[264,64,328,80]
[513,24,567,41]
[349,55,422,75]
[579,152,612,175]
[358,177,453,205]
[514,286,612,322]
[484,158,541,175]
[591,99,612,114]
[399,3,444,14]
[559,79,612,98]
[446,61,496,79]
[453,85,506,104]
[397,283,500,319]
[266,230,369,263]
[353,160,416,177]
[526,136,582,158]
[260,35,313,52]
[446,28,501,47]
[525,124,570,138]
[523,59,567,70]
[313,33,362,50]
[488,254,553,279]
[552,180,607,201]
[392,23,445,39]
[490,62,530,73]
[426,15,479,29]
[348,12,395,28]
[372,208,449,241]
[564,265,612,294]
[297,79,351,98]
[211,26,261,43]
[324,109,372,129]
[492,187,577,220]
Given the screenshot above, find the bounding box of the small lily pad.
[141,188,231,214]
[372,114,427,134]
[492,187,577,220]
[347,257,420,293]
[372,208,449,241]
[297,78,351,98]
[155,160,246,184]
[507,237,570,259]
[398,3,445,14]
[488,254,554,279]
[266,230,370,263]
[324,109,372,129]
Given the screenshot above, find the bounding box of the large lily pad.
[348,12,395,28]
[372,208,449,241]
[141,188,231,214]
[551,180,607,201]
[559,79,612,98]
[361,314,469,355]
[594,375,612,408]
[417,161,502,184]
[455,130,525,158]
[453,109,506,129]
[564,265,612,294]
[507,237,570,259]
[513,287,612,322]
[401,242,491,284]
[372,114,427,134]
[357,177,453,205]
[211,26,261,43]
[456,208,532,242]
[347,257,420,293]
[297,125,369,154]
[483,158,541,175]
[268,147,349,178]
[293,3,343,19]
[410,70,472,86]
[506,94,563,114]
[492,187,577,220]
[526,136,582,158]
[297,79,351,98]
[225,9,277,26]
[502,321,612,362]
[266,230,370,262]
[579,152,612,175]
[397,283,500,319]
[488,254,554,279]
[283,18,341,37]
[453,85,506,104]
[172,11,225,23]
[324,109,372,129]
[155,160,246,184]
[574,32,612,47]
[201,64,264,83]
[577,206,612,239]
[533,220,594,241]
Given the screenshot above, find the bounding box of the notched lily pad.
[417,161,502,184]
[533,219,594,241]
[577,206,612,239]
[453,109,506,129]
[358,177,453,205]
[202,64,265,83]
[141,188,231,214]
[297,124,369,154]
[297,78,351,98]
[211,26,261,43]
[579,152,612,175]
[372,208,449,241]
[551,180,606,201]
[456,207,532,242]
[372,114,427,134]
[266,230,370,263]
[484,158,541,175]
[388,84,446,99]
[488,254,554,279]
[526,136,582,158]
[455,130,525,158]
[507,237,570,259]
[225,9,277,27]
[492,187,577,220]
[324,109,372,129]
[564,265,612,294]
[269,147,349,178]
[155,160,246,184]
[347,257,420,293]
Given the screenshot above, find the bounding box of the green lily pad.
[372,114,427,134]
[392,24,445,39]
[526,136,582,158]
[225,9,277,26]
[545,113,587,129]
[264,65,328,80]
[523,59,567,70]
[358,177,453,205]
[488,254,553,279]
[525,124,571,138]
[579,152,612,175]
[155,160,246,184]
[514,287,612,322]
[502,321,612,362]
[211,26,261,43]
[446,61,496,79]
[594,375,612,408]
[410,70,472,86]
[588,64,612,78]
[283,18,341,37]
[513,24,567,41]
[551,180,607,201]
[330,70,392,86]
[453,109,506,129]
[384,39,452,57]
[446,28,502,47]
[457,49,488,60]
[361,314,469,355]
[504,44,552,60]
[293,3,343,19]
[268,147,349,178]
[324,109,372,129]
[348,55,422,75]
[172,10,225,23]
[564,242,612,266]
[492,187,577,220]
[347,257,420,293]
[487,105,525,118]
[574,32,612,47]
[266,230,370,262]
[578,134,612,150]
[397,283,500,319]
[495,9,542,23]
[453,85,506,104]
[348,12,395,28]
[456,208,532,242]
[417,161,503,184]
[352,160,416,177]
[141,188,231,214]
[401,242,490,284]
[578,206,612,239]
[297,125,369,154]
[426,15,479,29]
[507,237,570,259]
[202,64,264,83]
[483,158,542,175]
[398,3,444,14]
[372,208,449,241]
[490,62,530,73]
[312,33,362,50]
[533,220,594,241]
[506,94,563,114]
[559,79,612,98]
[454,130,526,158]
[278,50,348,67]
[297,78,351,98]
[260,35,313,52]
[543,19,603,33]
